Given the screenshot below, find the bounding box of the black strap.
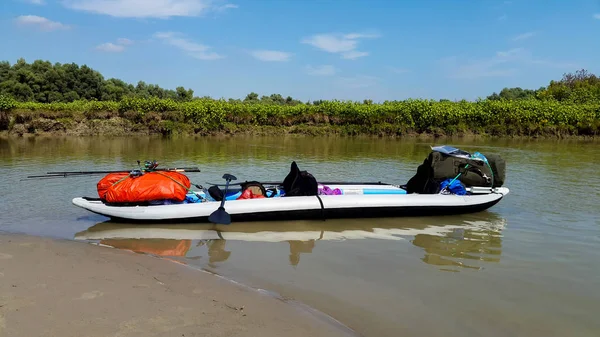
[315,195,325,220]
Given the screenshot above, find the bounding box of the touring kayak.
[71,183,509,223]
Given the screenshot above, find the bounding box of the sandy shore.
[0,233,357,337]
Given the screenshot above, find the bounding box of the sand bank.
[0,233,357,337]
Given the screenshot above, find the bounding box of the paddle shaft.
[217,179,232,210]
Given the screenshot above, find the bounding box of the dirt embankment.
[0,109,597,139]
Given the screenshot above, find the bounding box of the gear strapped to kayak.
[404,145,506,194]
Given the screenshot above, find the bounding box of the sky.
[1,0,600,102]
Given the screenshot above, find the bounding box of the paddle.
[208,173,237,225]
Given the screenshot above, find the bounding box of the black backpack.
[282,161,318,197]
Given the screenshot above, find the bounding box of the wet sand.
[0,233,356,337]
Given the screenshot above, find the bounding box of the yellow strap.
[153,171,193,193]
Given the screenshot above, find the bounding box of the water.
[1,135,599,337]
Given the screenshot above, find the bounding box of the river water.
[1,135,599,337]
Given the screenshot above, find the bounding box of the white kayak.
[72,183,510,223]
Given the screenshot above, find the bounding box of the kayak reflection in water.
[287,240,316,266]
[77,213,506,271]
[99,238,192,258]
[196,239,232,267]
[196,238,317,267]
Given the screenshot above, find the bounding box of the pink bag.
[318,184,342,195]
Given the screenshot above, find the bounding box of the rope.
[110,173,132,187]
[153,171,192,191]
[153,171,205,202]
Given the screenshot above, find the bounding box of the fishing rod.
[23,161,201,180]
[43,167,201,176]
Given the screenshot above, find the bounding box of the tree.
[244,92,259,102]
[176,86,194,101]
[487,87,538,101]
[0,59,196,103]
[539,69,600,103]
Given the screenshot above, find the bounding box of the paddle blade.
[208,207,231,225]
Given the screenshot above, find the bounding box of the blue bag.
[439,178,467,195]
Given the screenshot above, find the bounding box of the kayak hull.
[72,186,509,223]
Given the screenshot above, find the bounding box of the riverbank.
[1,97,599,138]
[0,113,597,139]
[0,233,356,337]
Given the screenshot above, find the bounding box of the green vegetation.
[1,59,599,138]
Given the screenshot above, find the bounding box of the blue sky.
[2,0,600,102]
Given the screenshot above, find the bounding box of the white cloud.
[249,50,292,62]
[301,32,379,60]
[305,65,336,76]
[153,32,223,60]
[342,33,379,40]
[511,31,537,41]
[62,0,237,19]
[439,48,577,79]
[95,38,134,52]
[116,38,133,45]
[594,14,600,20]
[341,51,369,60]
[216,3,238,11]
[95,42,125,52]
[22,0,45,4]
[14,15,70,31]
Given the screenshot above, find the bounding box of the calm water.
[1,135,599,337]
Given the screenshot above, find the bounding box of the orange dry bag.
[97,172,129,199]
[97,171,191,203]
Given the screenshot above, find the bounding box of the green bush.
[0,94,17,111]
[8,97,600,136]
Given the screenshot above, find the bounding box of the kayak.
[63,145,510,224]
[71,183,510,223]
